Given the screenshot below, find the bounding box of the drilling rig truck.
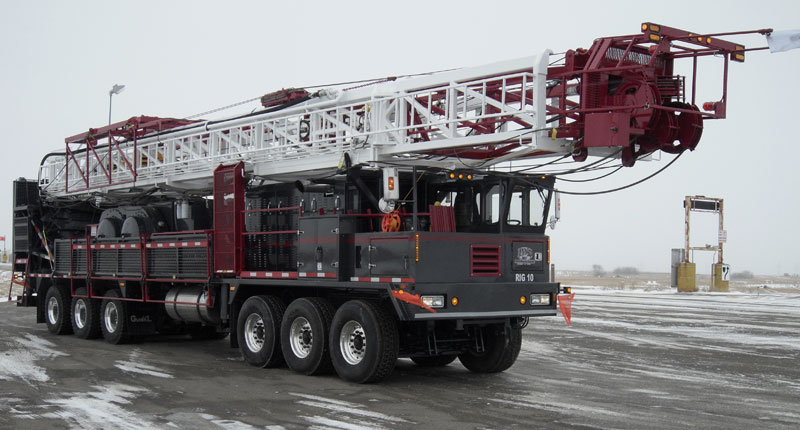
[8,24,764,382]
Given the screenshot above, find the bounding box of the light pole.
[108,84,126,125]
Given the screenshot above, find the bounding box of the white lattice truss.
[41,50,575,197]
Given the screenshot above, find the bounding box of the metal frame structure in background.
[683,195,725,265]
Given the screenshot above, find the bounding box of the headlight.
[421,295,445,308]
[529,294,550,306]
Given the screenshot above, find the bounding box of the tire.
[329,300,398,383]
[237,295,285,368]
[281,297,335,376]
[459,325,522,373]
[411,355,457,367]
[72,288,101,339]
[100,289,131,345]
[45,285,73,335]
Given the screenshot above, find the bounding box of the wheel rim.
[289,317,313,359]
[74,299,87,329]
[47,296,59,325]
[104,302,119,333]
[339,320,366,365]
[244,313,265,353]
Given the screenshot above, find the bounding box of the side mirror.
[548,192,561,229]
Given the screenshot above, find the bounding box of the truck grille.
[54,240,71,273]
[470,244,501,277]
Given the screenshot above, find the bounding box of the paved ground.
[1,287,799,429]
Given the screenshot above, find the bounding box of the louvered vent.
[470,244,501,277]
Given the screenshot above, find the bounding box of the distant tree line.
[612,266,640,276]
[591,265,640,277]
[731,270,754,279]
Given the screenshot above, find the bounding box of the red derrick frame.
[64,116,200,193]
[545,23,771,165]
[413,23,771,164]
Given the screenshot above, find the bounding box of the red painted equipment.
[546,23,769,166]
[558,293,575,325]
[62,116,200,193]
[260,88,310,108]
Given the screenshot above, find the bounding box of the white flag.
[766,30,800,53]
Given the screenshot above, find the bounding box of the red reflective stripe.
[349,276,415,283]
[239,271,299,279]
[147,241,208,248]
[90,244,140,249]
[298,272,337,278]
[90,242,207,249]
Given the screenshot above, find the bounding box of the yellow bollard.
[677,262,697,292]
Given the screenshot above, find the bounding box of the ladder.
[7,252,29,304]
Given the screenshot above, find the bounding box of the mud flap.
[126,303,159,336]
[558,293,575,325]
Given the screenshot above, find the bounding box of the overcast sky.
[1,0,798,275]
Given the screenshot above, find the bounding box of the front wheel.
[237,295,285,368]
[329,300,398,383]
[45,285,73,335]
[459,325,522,373]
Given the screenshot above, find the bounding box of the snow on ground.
[291,392,409,430]
[0,334,67,384]
[512,283,800,428]
[114,349,174,379]
[0,270,11,302]
[198,413,287,430]
[39,384,156,430]
[550,284,800,395]
[562,285,800,350]
[160,411,287,430]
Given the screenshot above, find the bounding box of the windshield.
[508,185,549,227]
[434,176,552,233]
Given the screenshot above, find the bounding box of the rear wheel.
[411,355,457,367]
[100,289,131,344]
[329,300,398,383]
[237,295,285,368]
[72,288,101,339]
[45,285,73,335]
[459,325,521,373]
[281,297,335,375]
